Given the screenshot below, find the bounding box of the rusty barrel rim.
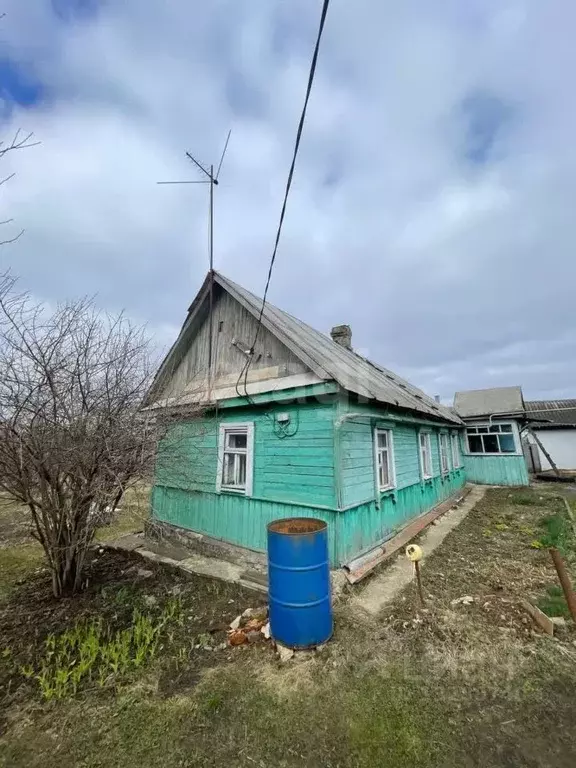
[267,517,327,536]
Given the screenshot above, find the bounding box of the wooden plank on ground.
[520,599,554,635]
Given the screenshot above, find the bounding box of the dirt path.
[351,485,486,616]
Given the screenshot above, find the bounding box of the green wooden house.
[454,387,530,486]
[148,271,466,568]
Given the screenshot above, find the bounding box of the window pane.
[482,434,499,453]
[498,434,515,453]
[442,436,449,470]
[468,435,483,453]
[227,432,247,449]
[466,427,477,434]
[379,452,390,487]
[421,435,431,476]
[477,426,488,434]
[377,431,388,448]
[236,453,247,485]
[500,424,513,433]
[452,435,460,466]
[223,453,235,485]
[489,425,500,433]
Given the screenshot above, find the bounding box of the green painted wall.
[460,419,529,486]
[334,401,466,563]
[152,485,338,560]
[156,400,337,507]
[462,454,529,486]
[335,470,466,564]
[153,396,467,567]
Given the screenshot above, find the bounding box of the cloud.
[1,0,575,401]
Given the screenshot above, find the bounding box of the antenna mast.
[157,130,231,402]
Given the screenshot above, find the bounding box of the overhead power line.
[237,0,331,400]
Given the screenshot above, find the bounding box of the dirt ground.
[375,487,576,643]
[1,487,576,768]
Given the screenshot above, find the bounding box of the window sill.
[219,487,247,495]
[464,453,521,458]
[379,486,397,502]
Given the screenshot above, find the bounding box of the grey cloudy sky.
[1,0,575,402]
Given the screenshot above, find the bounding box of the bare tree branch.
[0,130,40,159]
[1,128,39,245]
[0,228,24,246]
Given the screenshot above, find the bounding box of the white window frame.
[216,422,254,496]
[465,422,519,456]
[374,428,396,491]
[439,433,450,474]
[451,433,461,468]
[419,431,433,480]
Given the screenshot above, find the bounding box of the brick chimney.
[330,324,352,351]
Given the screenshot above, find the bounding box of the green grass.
[510,492,543,506]
[538,585,571,618]
[0,543,43,600]
[3,651,576,768]
[19,598,183,701]
[95,487,150,543]
[3,485,576,768]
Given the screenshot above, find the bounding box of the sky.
[1,0,575,402]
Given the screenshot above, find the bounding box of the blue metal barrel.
[267,518,333,649]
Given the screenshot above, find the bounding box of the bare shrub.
[0,274,200,596]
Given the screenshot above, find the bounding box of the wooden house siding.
[156,400,336,505]
[462,454,529,486]
[459,419,529,486]
[335,471,465,563]
[333,401,466,562]
[152,486,339,561]
[160,287,309,401]
[153,396,467,566]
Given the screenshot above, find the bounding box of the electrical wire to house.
[235,0,331,414]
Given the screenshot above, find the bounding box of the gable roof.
[526,399,576,428]
[454,386,525,419]
[150,271,462,425]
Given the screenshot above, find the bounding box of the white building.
[525,400,576,472]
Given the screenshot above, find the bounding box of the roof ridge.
[158,270,462,425]
[216,272,460,424]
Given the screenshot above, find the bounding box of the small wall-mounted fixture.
[231,338,252,358]
[276,412,291,425]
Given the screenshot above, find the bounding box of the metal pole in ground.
[414,560,425,607]
[549,547,576,624]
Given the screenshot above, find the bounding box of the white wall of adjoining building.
[533,429,576,471]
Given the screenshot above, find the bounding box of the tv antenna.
[157,129,231,400]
